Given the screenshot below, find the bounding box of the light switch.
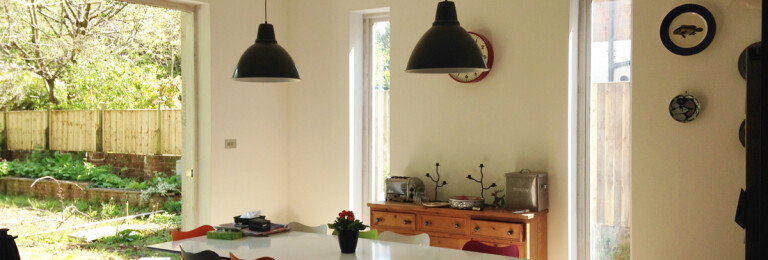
[225,139,237,149]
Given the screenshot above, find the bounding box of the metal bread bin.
[504,171,549,212]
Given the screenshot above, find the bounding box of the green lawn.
[0,194,180,260]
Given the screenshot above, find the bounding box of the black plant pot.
[0,228,20,260]
[337,230,359,253]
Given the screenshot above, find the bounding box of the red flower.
[337,210,355,221]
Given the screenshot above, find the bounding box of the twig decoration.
[466,163,497,200]
[425,162,447,201]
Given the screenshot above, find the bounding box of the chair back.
[229,252,275,260]
[331,229,379,240]
[286,222,327,234]
[172,225,215,241]
[461,240,519,257]
[359,229,379,240]
[179,245,220,260]
[378,231,430,246]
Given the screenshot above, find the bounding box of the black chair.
[179,245,220,260]
[0,228,20,260]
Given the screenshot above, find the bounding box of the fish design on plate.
[673,25,703,38]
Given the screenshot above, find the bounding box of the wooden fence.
[590,81,631,229]
[0,109,181,155]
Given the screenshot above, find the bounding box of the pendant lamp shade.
[406,1,488,73]
[233,23,300,82]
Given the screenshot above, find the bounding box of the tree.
[0,0,128,104]
[0,0,182,110]
[374,21,390,91]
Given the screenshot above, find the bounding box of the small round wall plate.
[660,4,716,56]
[669,93,700,122]
[738,42,761,80]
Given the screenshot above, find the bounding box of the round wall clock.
[449,32,494,83]
[660,4,716,56]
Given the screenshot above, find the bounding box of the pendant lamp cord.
[264,0,268,23]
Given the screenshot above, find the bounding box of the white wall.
[194,0,293,226]
[390,1,570,260]
[193,0,757,259]
[284,0,570,259]
[283,0,389,227]
[632,0,757,259]
[195,0,571,257]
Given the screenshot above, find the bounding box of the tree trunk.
[44,77,59,104]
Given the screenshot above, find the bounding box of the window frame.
[360,12,390,222]
[577,0,592,258]
[578,0,632,259]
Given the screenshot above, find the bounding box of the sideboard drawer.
[430,236,468,249]
[372,211,416,231]
[418,215,468,235]
[470,220,524,242]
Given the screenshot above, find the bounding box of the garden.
[0,0,186,258]
[0,150,181,259]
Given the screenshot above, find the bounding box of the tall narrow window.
[583,0,632,259]
[364,15,390,203]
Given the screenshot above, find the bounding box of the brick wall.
[1,150,180,181]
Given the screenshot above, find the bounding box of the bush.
[1,150,179,194]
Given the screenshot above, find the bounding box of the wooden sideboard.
[368,202,547,260]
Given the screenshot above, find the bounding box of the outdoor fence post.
[155,105,162,155]
[44,106,51,151]
[96,104,104,152]
[1,108,7,152]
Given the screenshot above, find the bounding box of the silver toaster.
[504,171,549,212]
[385,176,425,202]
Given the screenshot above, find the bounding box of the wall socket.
[224,139,237,149]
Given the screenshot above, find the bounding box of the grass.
[0,194,180,260]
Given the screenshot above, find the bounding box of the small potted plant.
[328,210,368,253]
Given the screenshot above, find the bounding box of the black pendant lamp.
[233,0,300,82]
[406,0,488,73]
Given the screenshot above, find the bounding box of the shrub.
[2,150,179,195]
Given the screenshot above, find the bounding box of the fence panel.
[590,81,632,228]
[103,110,158,155]
[6,111,47,150]
[49,110,99,152]
[161,110,182,155]
[3,109,181,155]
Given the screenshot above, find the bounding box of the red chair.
[461,240,519,257]
[229,252,275,260]
[172,225,215,241]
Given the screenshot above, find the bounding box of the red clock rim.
[449,32,494,83]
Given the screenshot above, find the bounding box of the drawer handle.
[507,230,514,236]
[425,221,431,226]
[454,223,460,229]
[404,219,412,225]
[474,226,480,232]
[375,217,382,224]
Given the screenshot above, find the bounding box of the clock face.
[450,32,494,83]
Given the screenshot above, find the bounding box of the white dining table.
[147,231,521,259]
